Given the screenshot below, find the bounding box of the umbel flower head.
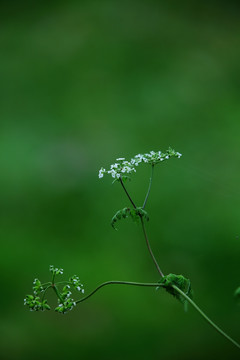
[99,148,182,180]
[24,266,84,314]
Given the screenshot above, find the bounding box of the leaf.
[111,207,150,230]
[111,208,131,229]
[157,273,193,309]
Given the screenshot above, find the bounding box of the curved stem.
[41,285,51,303]
[172,285,240,349]
[76,281,161,304]
[143,164,154,209]
[55,281,72,286]
[141,217,164,278]
[119,171,163,277]
[119,177,136,209]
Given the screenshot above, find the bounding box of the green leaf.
[157,273,193,309]
[111,207,149,230]
[111,207,131,229]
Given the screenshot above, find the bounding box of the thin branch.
[55,281,72,285]
[41,285,52,303]
[172,285,240,349]
[76,281,161,304]
[52,285,63,303]
[143,164,154,209]
[141,217,164,278]
[119,177,136,208]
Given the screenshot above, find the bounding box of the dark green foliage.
[111,207,149,230]
[157,273,193,309]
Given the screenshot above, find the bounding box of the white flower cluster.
[33,278,44,296]
[63,285,72,298]
[99,158,136,180]
[24,294,50,312]
[69,275,84,293]
[55,298,77,314]
[99,148,182,179]
[132,149,182,165]
[49,265,63,275]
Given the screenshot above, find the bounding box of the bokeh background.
[0,1,239,359]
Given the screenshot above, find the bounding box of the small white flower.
[99,148,182,180]
[98,168,105,178]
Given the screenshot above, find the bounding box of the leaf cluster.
[157,273,193,309]
[111,207,149,230]
[24,294,50,312]
[24,265,84,314]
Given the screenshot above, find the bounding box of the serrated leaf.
[111,208,131,229]
[157,273,193,309]
[111,207,150,230]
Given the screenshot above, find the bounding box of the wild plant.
[24,148,240,349]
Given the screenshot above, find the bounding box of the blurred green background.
[0,0,239,359]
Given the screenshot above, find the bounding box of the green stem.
[119,176,136,209]
[141,217,164,278]
[76,281,161,304]
[172,285,240,349]
[55,281,72,286]
[119,172,164,277]
[143,164,154,209]
[52,285,63,303]
[52,272,56,285]
[41,285,51,303]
